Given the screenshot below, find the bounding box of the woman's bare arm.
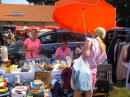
[23,44,32,52]
[82,41,91,59]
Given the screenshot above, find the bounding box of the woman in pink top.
[23,29,41,60]
[75,27,107,97]
[55,40,72,60]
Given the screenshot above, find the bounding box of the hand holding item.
[27,48,34,52]
[69,55,74,60]
[75,47,82,54]
[37,49,41,54]
[58,54,62,59]
[66,56,72,66]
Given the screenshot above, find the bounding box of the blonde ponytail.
[95,36,106,52]
[93,27,106,52]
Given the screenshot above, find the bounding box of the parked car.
[8,30,87,59]
[0,25,16,31]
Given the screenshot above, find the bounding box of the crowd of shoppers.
[0,30,30,46]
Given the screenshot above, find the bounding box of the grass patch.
[110,81,130,97]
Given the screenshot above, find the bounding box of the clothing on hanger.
[116,44,129,80]
[108,35,129,83]
[128,73,130,83]
[122,62,130,90]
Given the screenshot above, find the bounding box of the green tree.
[26,0,59,5]
[0,0,1,4]
[105,0,130,27]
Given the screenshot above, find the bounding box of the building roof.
[0,4,54,22]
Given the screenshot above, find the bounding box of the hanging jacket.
[128,73,130,83]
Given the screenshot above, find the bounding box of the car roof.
[108,27,130,31]
[37,30,85,38]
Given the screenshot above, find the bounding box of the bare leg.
[85,90,92,97]
[73,90,81,97]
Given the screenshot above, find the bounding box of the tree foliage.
[26,0,59,5]
[105,0,130,27]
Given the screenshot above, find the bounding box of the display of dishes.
[4,67,13,74]
[58,64,69,70]
[44,63,54,71]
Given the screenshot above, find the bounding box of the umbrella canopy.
[40,29,52,33]
[45,25,55,30]
[44,25,61,30]
[40,25,61,30]
[23,26,28,29]
[25,27,30,31]
[40,26,46,29]
[14,25,24,30]
[53,0,116,34]
[110,26,124,30]
[26,26,41,31]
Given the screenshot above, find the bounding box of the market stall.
[2,65,41,82]
[0,45,119,97]
[38,64,62,79]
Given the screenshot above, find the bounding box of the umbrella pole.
[82,8,87,37]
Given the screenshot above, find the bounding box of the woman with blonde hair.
[75,27,107,97]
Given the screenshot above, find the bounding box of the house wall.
[0,21,57,26]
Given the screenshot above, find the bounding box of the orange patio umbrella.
[53,0,116,34]
[45,25,55,30]
[25,27,31,31]
[45,25,61,30]
[14,25,24,31]
[110,26,124,30]
[26,26,41,31]
[40,26,46,29]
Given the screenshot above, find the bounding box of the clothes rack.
[107,35,129,54]
[107,34,130,83]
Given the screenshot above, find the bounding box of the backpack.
[61,64,73,91]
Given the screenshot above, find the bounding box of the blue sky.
[2,0,29,4]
